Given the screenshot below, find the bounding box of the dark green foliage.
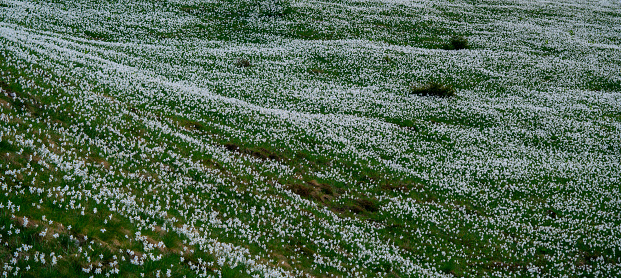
[0,140,17,153]
[235,58,252,68]
[410,83,456,97]
[439,259,463,276]
[442,36,469,50]
[450,36,469,50]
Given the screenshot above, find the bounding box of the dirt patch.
[272,253,292,269]
[290,183,313,198]
[0,99,10,109]
[145,236,167,252]
[87,156,111,170]
[14,216,39,229]
[356,198,379,212]
[289,179,341,210]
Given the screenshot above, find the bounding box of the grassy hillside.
[0,0,620,277]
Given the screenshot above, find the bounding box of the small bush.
[442,36,469,50]
[235,58,252,68]
[410,82,456,97]
[451,36,469,50]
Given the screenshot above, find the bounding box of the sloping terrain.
[0,0,620,277]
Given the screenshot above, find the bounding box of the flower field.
[0,0,620,277]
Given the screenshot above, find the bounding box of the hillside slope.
[1,0,620,277]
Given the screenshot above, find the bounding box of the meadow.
[0,0,620,277]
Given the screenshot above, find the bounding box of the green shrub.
[442,36,469,50]
[235,58,252,68]
[410,82,456,97]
